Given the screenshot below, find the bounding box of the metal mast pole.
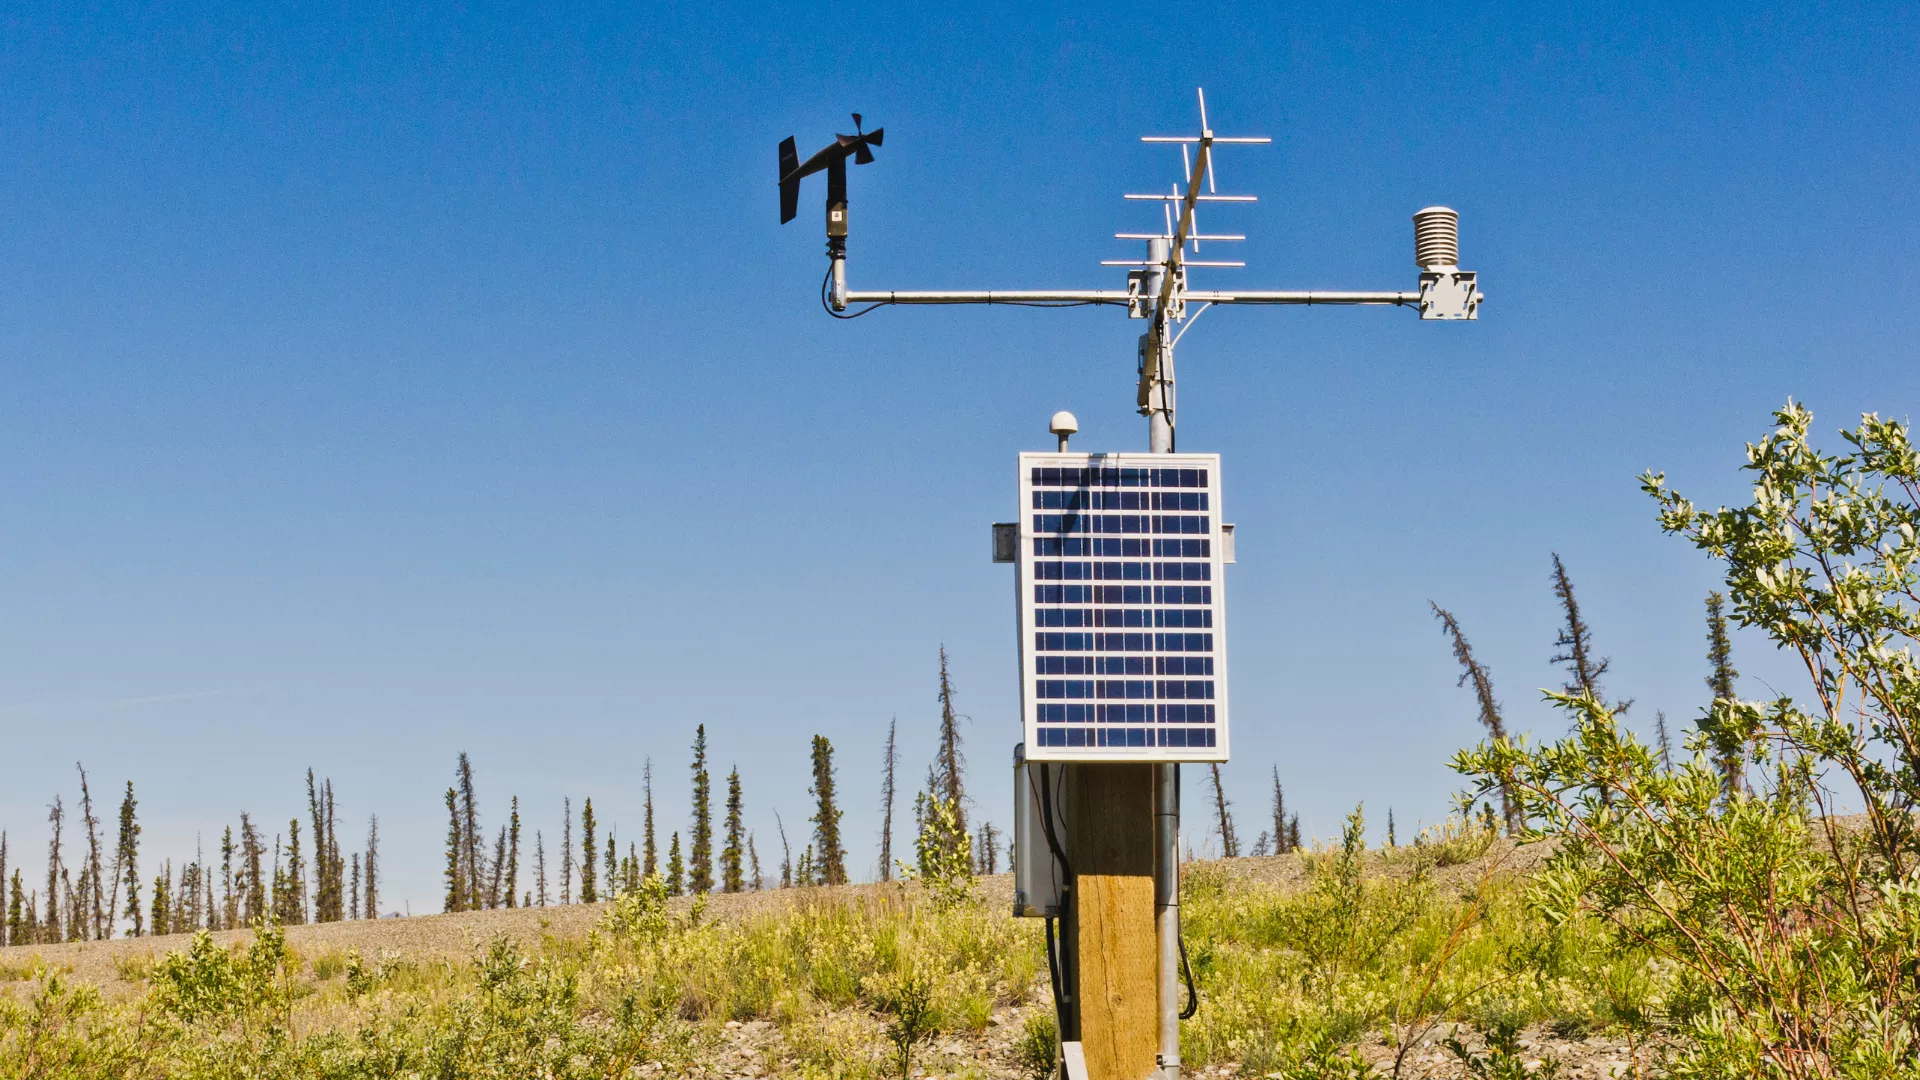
[1139,234,1183,1080]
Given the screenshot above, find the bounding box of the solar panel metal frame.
[1017,451,1230,762]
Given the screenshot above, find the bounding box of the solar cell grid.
[1018,451,1228,762]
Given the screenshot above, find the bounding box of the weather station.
[778,91,1483,1080]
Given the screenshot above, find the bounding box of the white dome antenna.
[1049,411,1079,451]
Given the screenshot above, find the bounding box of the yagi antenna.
[777,88,1482,433]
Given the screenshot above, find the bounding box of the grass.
[0,824,1669,1078]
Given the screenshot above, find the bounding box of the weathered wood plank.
[1067,763,1157,1080]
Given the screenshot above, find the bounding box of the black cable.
[1170,763,1196,1018]
[1036,763,1072,881]
[1178,932,1199,1019]
[1044,915,1065,1022]
[821,264,887,319]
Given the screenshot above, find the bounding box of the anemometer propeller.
[777,88,1482,438]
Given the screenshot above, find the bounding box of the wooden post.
[1065,763,1158,1079]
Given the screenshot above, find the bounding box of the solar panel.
[1018,452,1229,761]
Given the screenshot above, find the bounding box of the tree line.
[2,645,1323,942]
[1,766,379,947]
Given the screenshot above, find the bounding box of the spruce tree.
[1655,710,1674,771]
[1431,604,1521,833]
[505,796,521,908]
[603,829,617,898]
[748,834,762,891]
[666,832,684,896]
[642,760,657,877]
[456,754,484,911]
[363,815,379,920]
[561,796,573,904]
[150,863,170,937]
[534,830,548,906]
[488,825,509,907]
[349,854,360,920]
[878,717,898,882]
[689,726,713,894]
[6,870,24,946]
[240,814,264,926]
[1704,590,1744,797]
[721,767,745,893]
[808,735,847,885]
[1387,808,1397,847]
[112,783,140,938]
[0,833,7,946]
[284,819,306,924]
[580,799,598,903]
[44,795,64,944]
[443,789,465,912]
[1208,763,1239,857]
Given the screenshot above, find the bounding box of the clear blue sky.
[3,2,1916,913]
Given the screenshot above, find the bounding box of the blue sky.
[3,1,1917,913]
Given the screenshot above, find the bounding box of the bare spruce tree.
[1655,710,1674,771]
[1550,553,1624,709]
[1208,763,1239,857]
[1269,768,1290,855]
[1431,603,1521,832]
[443,788,465,912]
[689,726,713,894]
[218,826,235,930]
[76,766,105,940]
[775,811,793,888]
[878,716,898,882]
[363,815,379,920]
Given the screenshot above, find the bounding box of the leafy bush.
[1458,403,1920,1079]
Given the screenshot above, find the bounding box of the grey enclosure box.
[992,522,1018,563]
[1012,742,1068,918]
